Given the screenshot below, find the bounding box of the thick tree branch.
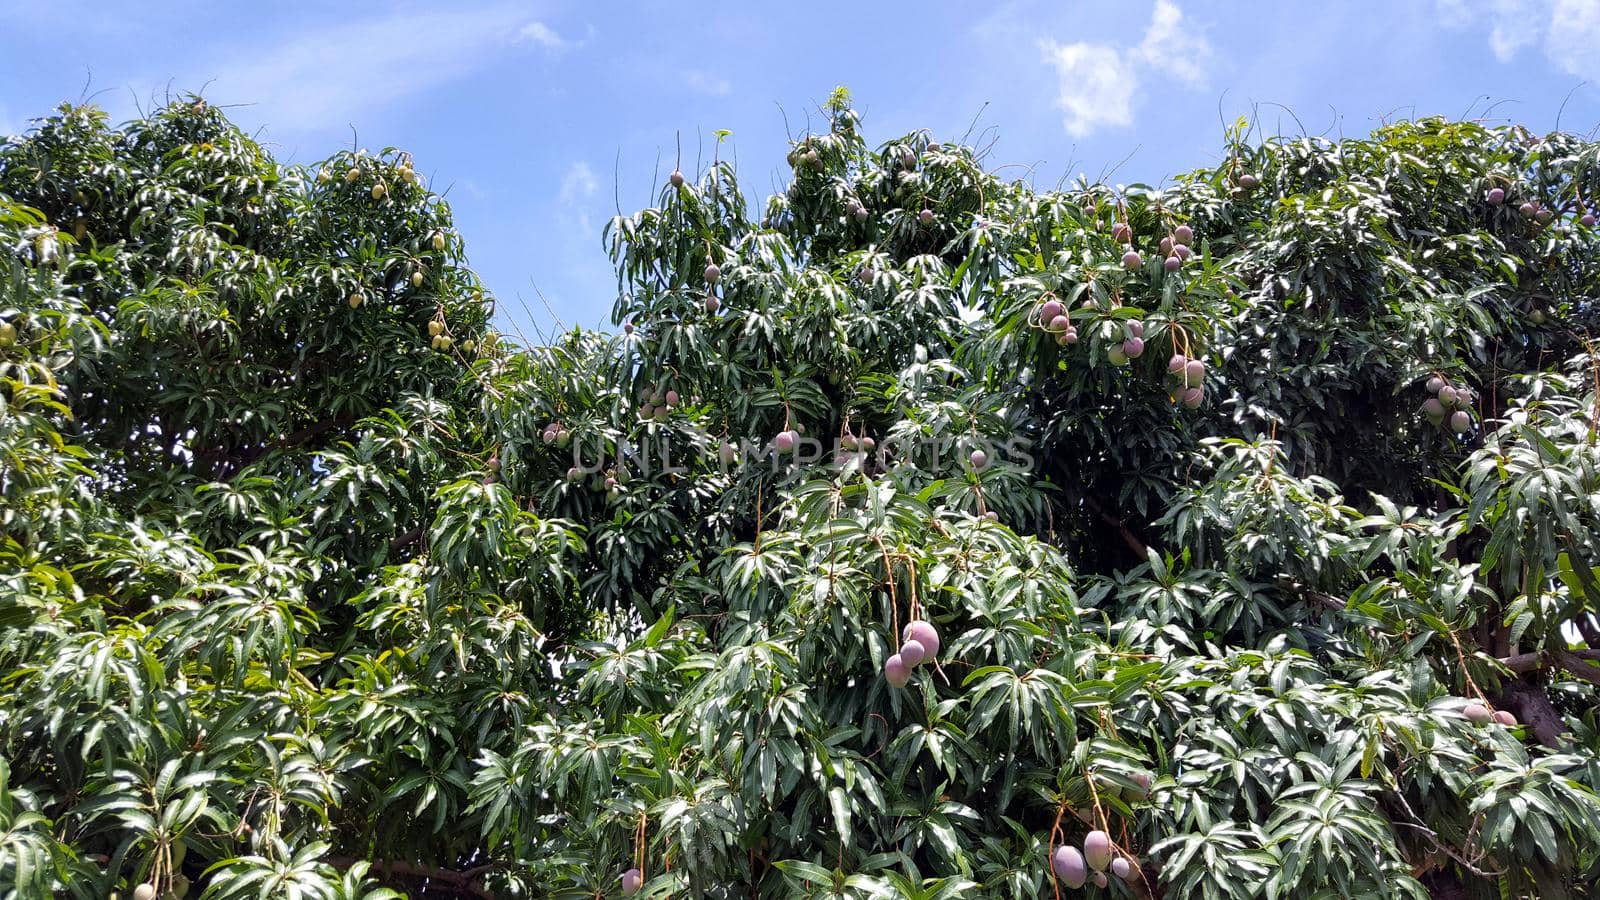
[325,855,494,899]
[244,413,357,463]
[1497,648,1600,674]
[1575,614,1600,649]
[1498,679,1568,749]
[1274,579,1346,612]
[195,413,359,477]
[1082,494,1150,559]
[1556,650,1600,686]
[389,526,425,554]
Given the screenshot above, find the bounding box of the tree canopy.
[2,89,1600,899]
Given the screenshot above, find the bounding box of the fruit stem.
[874,534,901,646]
[1048,801,1067,900]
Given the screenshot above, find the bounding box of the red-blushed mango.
[899,639,927,667]
[884,654,911,688]
[1122,250,1142,269]
[1494,709,1518,727]
[1111,857,1133,881]
[622,867,643,894]
[903,620,940,658]
[1040,299,1064,322]
[1084,830,1113,871]
[1174,223,1194,244]
[1093,871,1109,888]
[1463,703,1492,724]
[1052,845,1088,888]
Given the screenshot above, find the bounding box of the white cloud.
[199,5,555,133]
[559,161,598,205]
[1136,0,1210,83]
[517,21,565,49]
[684,70,733,96]
[559,161,599,233]
[1547,0,1600,78]
[1487,0,1544,60]
[1040,42,1137,137]
[1041,0,1211,138]
[1441,0,1600,78]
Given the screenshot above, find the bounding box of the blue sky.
[4,0,1600,338]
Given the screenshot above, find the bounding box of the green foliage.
[1,95,1599,898]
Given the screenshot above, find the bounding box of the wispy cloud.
[517,21,565,49]
[684,70,733,97]
[1040,0,1211,138]
[559,161,600,233]
[199,6,562,132]
[1138,0,1210,83]
[1440,0,1600,78]
[1040,44,1137,137]
[1547,0,1600,79]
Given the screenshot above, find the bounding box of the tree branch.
[325,855,494,899]
[1574,614,1600,649]
[389,526,425,554]
[197,413,359,477]
[1556,650,1600,686]
[1498,679,1568,748]
[1274,579,1346,612]
[1082,494,1150,559]
[1497,648,1600,674]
